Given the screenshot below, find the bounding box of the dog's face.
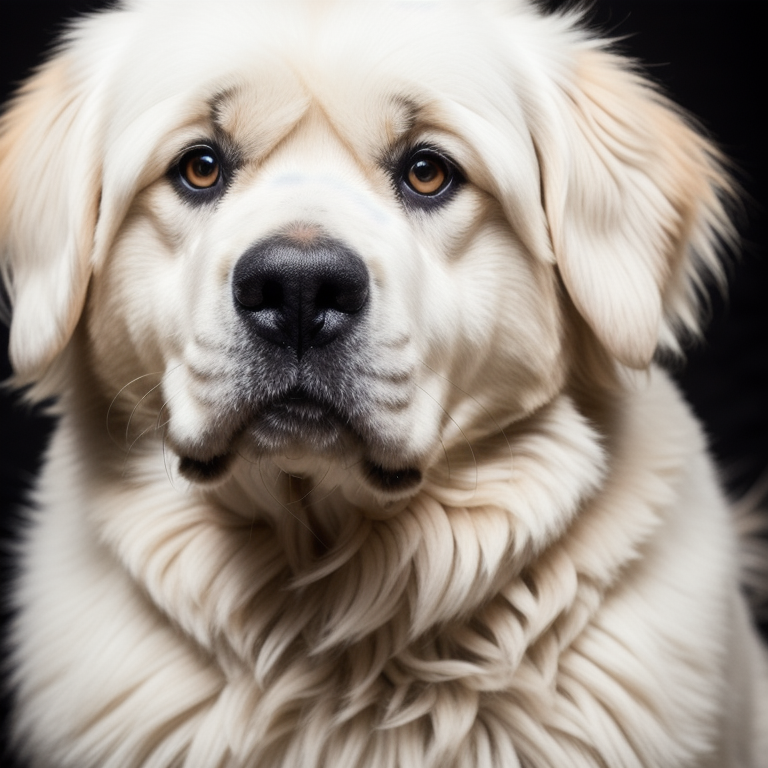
[85,2,566,504]
[0,0,727,510]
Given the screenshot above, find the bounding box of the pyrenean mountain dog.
[1,1,766,766]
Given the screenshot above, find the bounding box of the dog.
[1,0,766,765]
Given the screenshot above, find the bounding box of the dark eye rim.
[169,141,231,204]
[393,145,464,210]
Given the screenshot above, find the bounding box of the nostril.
[261,280,283,310]
[316,277,368,314]
[234,278,283,310]
[315,283,336,311]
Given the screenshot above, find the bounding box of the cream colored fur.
[1,1,766,766]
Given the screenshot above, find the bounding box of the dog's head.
[0,0,731,507]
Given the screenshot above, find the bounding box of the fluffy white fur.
[1,1,766,766]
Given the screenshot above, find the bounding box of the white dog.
[1,1,766,766]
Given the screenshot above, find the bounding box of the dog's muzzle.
[177,231,422,496]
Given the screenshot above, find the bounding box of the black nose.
[232,234,369,357]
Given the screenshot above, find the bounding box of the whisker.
[161,432,176,490]
[155,389,185,489]
[124,418,166,464]
[125,379,166,447]
[417,359,513,461]
[413,381,478,494]
[106,370,165,449]
[155,388,182,432]
[120,397,177,484]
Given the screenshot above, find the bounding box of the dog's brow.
[209,88,238,131]
[388,96,421,140]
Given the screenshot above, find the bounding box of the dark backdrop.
[0,1,766,764]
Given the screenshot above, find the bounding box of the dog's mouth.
[176,387,422,495]
[248,388,347,452]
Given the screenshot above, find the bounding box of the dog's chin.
[175,393,424,501]
[247,395,349,455]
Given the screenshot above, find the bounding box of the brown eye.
[180,147,220,189]
[392,146,462,210]
[406,156,448,195]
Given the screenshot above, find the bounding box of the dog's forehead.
[103,0,535,123]
[103,0,552,168]
[209,82,420,161]
[91,1,519,171]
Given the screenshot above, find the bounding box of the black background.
[0,1,766,764]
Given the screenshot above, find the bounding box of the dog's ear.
[532,45,733,369]
[0,47,103,388]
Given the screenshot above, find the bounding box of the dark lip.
[176,389,423,496]
[176,389,348,484]
[252,392,424,494]
[364,461,422,493]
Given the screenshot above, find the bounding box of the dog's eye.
[406,156,448,195]
[179,147,221,190]
[396,147,462,209]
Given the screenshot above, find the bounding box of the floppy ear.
[531,45,733,369]
[0,46,103,389]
